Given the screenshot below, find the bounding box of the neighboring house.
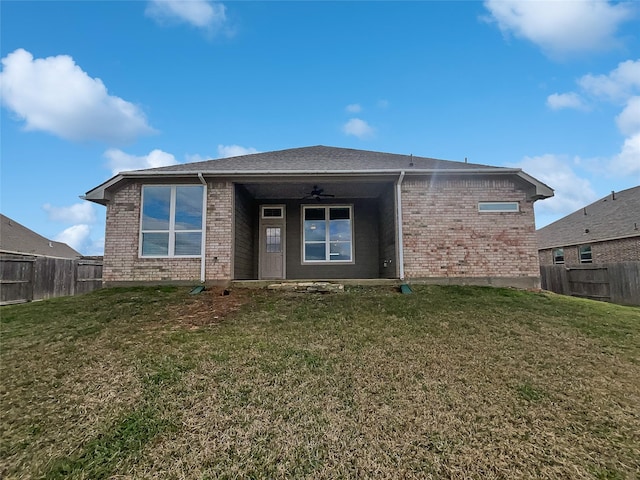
[538,186,640,266]
[84,145,553,288]
[0,214,81,259]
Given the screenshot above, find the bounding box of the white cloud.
[54,224,91,252]
[611,132,640,176]
[342,118,375,139]
[345,103,362,113]
[104,148,178,175]
[578,59,640,102]
[516,154,598,218]
[217,145,259,158]
[43,202,96,224]
[146,0,227,31]
[546,92,587,111]
[483,0,635,57]
[616,96,640,136]
[377,99,390,109]
[0,49,154,143]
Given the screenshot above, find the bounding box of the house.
[84,145,553,288]
[0,214,81,259]
[538,186,640,266]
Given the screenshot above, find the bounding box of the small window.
[553,248,564,265]
[140,185,204,257]
[303,205,353,263]
[579,245,592,264]
[478,202,519,212]
[262,206,283,218]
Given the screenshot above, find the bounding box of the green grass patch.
[1,285,639,479]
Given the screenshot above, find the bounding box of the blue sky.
[1,0,639,255]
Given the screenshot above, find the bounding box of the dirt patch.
[166,287,255,329]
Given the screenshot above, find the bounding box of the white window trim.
[478,201,520,213]
[579,245,593,264]
[302,205,354,264]
[553,248,565,265]
[261,205,285,219]
[139,185,204,258]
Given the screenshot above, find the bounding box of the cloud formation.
[43,202,96,224]
[146,0,228,31]
[515,154,598,222]
[0,49,154,143]
[104,148,178,175]
[342,118,374,139]
[345,104,362,113]
[483,0,635,57]
[54,224,91,252]
[217,144,259,158]
[546,92,587,111]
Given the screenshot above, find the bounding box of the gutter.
[198,173,207,283]
[396,171,406,281]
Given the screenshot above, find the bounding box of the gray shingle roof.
[85,145,553,204]
[0,214,82,258]
[127,145,494,173]
[537,186,640,249]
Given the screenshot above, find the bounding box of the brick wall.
[103,181,233,283]
[539,236,640,266]
[401,176,539,282]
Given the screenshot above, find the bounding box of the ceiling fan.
[303,185,335,202]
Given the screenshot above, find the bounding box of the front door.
[259,206,285,280]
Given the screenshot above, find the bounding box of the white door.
[259,206,285,279]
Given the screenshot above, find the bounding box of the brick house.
[538,186,640,266]
[84,146,553,287]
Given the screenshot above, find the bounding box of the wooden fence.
[0,254,102,305]
[540,262,640,307]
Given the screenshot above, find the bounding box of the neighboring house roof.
[0,214,82,259]
[85,145,553,204]
[537,186,640,250]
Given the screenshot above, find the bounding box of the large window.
[303,206,353,263]
[140,185,204,257]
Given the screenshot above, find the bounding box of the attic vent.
[409,154,414,167]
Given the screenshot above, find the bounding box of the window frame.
[579,245,593,264]
[261,205,284,219]
[139,185,205,258]
[301,205,354,264]
[478,201,520,213]
[552,248,565,265]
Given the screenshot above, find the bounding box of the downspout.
[198,173,207,283]
[396,171,406,281]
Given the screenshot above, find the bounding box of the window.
[303,206,353,262]
[579,245,592,264]
[478,202,519,212]
[553,248,564,265]
[140,185,204,257]
[262,206,284,218]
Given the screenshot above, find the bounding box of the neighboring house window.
[579,245,593,264]
[553,248,564,265]
[140,185,204,257]
[303,206,353,262]
[478,202,519,212]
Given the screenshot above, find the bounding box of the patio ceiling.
[241,181,391,200]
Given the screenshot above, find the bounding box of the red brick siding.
[539,236,640,266]
[103,181,233,283]
[401,177,539,279]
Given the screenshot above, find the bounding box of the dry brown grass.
[1,285,639,479]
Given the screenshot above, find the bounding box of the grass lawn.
[1,285,639,479]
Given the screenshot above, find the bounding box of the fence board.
[0,254,102,305]
[540,262,640,307]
